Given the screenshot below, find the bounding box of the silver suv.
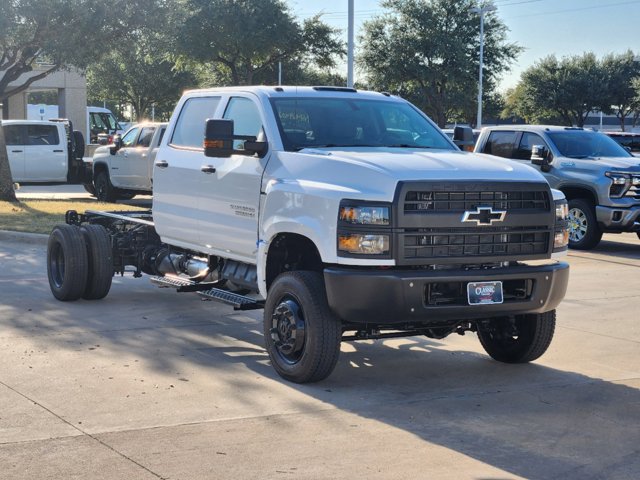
[475,125,640,249]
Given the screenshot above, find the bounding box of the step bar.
[150,275,264,311]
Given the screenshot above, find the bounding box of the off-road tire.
[81,225,113,300]
[568,198,602,250]
[95,170,117,203]
[478,310,556,363]
[47,224,89,301]
[264,271,342,383]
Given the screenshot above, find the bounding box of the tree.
[178,0,344,86]
[507,53,609,127]
[501,83,562,125]
[0,0,157,201]
[358,0,521,127]
[601,51,640,131]
[87,33,197,121]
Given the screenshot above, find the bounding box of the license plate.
[467,281,503,305]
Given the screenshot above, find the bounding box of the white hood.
[270,147,547,201]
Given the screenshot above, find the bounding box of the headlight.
[605,171,637,198]
[339,205,390,225]
[554,199,569,250]
[338,234,390,255]
[606,172,628,185]
[554,230,569,250]
[555,201,568,222]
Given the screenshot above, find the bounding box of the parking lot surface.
[0,230,639,479]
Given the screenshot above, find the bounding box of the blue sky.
[290,0,640,91]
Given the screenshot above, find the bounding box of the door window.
[3,125,26,145]
[121,127,139,147]
[483,131,518,158]
[223,97,264,150]
[171,97,221,148]
[27,124,60,145]
[137,127,156,147]
[514,132,548,160]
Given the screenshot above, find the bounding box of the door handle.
[11,150,23,153]
[155,160,169,168]
[53,149,64,153]
[201,165,217,174]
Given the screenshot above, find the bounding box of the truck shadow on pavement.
[0,244,638,479]
[569,235,640,263]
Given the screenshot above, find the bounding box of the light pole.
[347,0,354,88]
[471,2,496,129]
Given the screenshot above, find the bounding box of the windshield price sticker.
[467,281,504,305]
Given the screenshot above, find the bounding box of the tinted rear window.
[483,131,518,158]
[27,124,60,146]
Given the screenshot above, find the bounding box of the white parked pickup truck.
[91,122,167,201]
[46,86,570,383]
[2,119,90,184]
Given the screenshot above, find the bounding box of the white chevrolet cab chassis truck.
[46,86,570,383]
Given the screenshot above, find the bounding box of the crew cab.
[1,119,90,185]
[91,122,167,202]
[474,125,640,249]
[46,87,570,383]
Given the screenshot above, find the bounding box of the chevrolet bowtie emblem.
[461,206,506,225]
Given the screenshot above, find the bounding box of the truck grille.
[394,181,554,265]
[404,190,549,213]
[403,227,549,260]
[624,184,640,200]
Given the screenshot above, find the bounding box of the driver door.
[109,127,139,187]
[197,95,268,261]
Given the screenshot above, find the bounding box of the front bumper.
[596,205,640,231]
[324,262,569,325]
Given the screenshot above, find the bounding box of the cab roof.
[481,125,593,133]
[181,85,399,101]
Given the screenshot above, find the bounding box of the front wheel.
[264,271,342,383]
[568,198,602,250]
[117,191,136,200]
[83,183,96,196]
[94,171,116,203]
[477,310,556,363]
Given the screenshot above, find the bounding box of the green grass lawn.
[0,200,147,234]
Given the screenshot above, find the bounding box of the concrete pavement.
[0,231,639,479]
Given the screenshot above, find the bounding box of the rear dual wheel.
[47,224,113,301]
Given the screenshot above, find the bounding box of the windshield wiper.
[295,144,377,151]
[385,144,437,149]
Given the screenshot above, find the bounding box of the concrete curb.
[0,229,49,246]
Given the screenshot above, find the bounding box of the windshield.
[270,97,454,152]
[547,131,633,158]
[90,112,122,133]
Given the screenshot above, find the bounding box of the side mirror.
[204,118,267,158]
[531,145,551,172]
[109,135,122,155]
[531,144,549,163]
[453,126,475,151]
